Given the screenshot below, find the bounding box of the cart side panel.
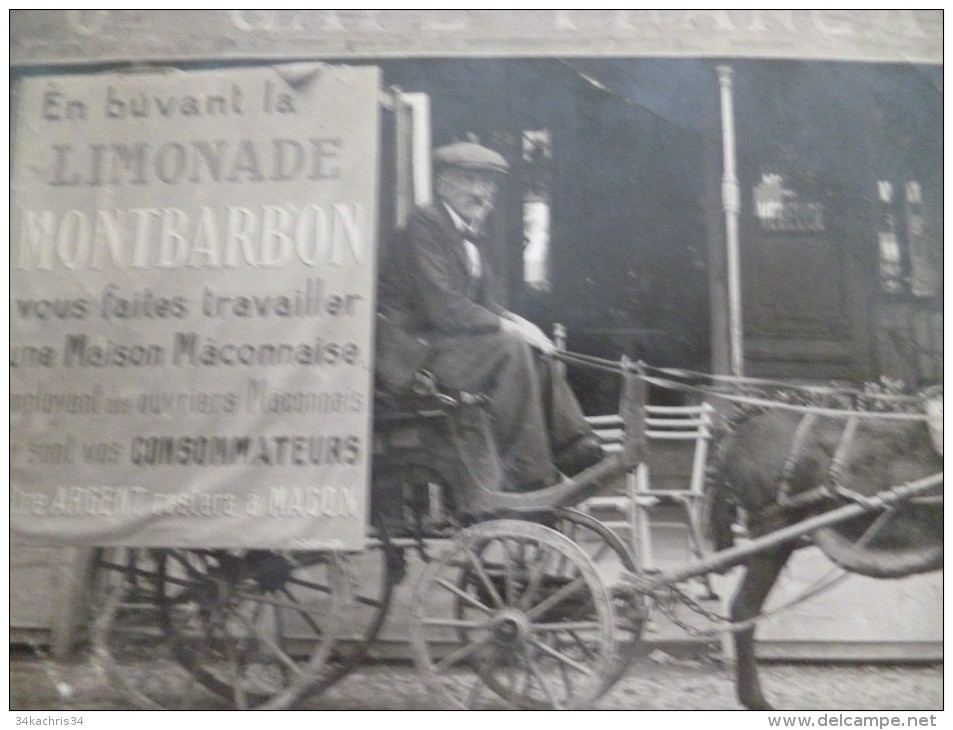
[11,64,381,550]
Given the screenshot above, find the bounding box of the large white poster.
[11,65,381,549]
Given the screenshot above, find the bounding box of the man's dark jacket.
[376,201,593,489]
[378,203,503,334]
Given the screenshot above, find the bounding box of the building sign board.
[10,65,381,549]
[753,173,826,234]
[10,10,942,66]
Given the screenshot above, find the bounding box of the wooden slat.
[592,427,624,443]
[645,430,707,440]
[645,417,708,428]
[645,405,710,414]
[586,415,623,427]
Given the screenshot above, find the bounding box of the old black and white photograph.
[9,10,944,718]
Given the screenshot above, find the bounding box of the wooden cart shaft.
[625,471,942,592]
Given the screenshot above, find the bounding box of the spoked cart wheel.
[550,507,648,693]
[309,528,403,696]
[456,509,648,708]
[409,520,618,710]
[89,548,206,709]
[90,546,347,709]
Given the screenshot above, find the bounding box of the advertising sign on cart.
[11,65,381,549]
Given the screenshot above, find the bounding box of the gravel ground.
[10,648,942,712]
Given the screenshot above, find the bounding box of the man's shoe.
[555,435,604,476]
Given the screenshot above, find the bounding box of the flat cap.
[433,142,509,174]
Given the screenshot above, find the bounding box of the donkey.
[708,405,942,710]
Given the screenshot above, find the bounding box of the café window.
[753,172,825,234]
[522,130,552,292]
[875,179,939,298]
[877,181,904,296]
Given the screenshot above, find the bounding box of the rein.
[554,351,931,422]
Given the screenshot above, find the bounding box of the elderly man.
[378,141,601,491]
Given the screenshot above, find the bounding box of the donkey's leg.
[731,546,793,710]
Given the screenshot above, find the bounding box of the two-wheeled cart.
[86,359,648,710]
[86,361,942,710]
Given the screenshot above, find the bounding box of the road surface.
[10,647,942,711]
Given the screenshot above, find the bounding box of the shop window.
[877,181,904,296]
[876,179,940,299]
[522,130,552,292]
[904,181,940,298]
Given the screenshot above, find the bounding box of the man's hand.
[500,312,556,355]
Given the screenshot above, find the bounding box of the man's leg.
[427,330,558,490]
[534,353,595,451]
[534,354,604,475]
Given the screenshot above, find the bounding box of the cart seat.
[374,369,489,424]
[372,365,625,517]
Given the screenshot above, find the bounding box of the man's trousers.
[425,328,591,490]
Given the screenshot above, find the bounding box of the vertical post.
[621,357,650,573]
[704,72,730,377]
[395,91,433,226]
[716,65,744,376]
[405,92,432,206]
[393,89,411,228]
[620,356,646,469]
[52,548,95,659]
[553,322,567,375]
